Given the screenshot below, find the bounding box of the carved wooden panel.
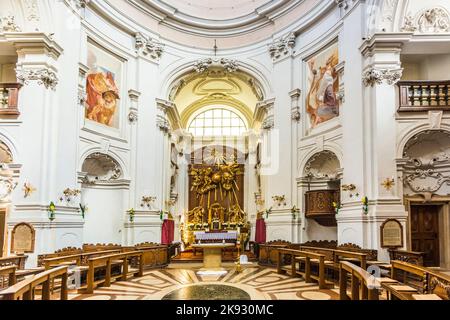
[11,222,35,254]
[411,205,440,267]
[304,190,339,226]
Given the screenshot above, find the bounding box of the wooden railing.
[0,266,68,300]
[0,266,16,289]
[339,261,380,300]
[398,80,450,112]
[0,83,21,116]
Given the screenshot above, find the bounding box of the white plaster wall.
[81,187,125,244]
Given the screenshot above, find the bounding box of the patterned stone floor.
[70,263,340,300]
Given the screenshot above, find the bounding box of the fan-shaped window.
[188,108,247,136]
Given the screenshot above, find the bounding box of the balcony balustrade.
[398,80,450,112]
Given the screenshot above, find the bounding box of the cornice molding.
[1,32,64,59]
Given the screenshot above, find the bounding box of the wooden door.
[410,205,440,267]
[0,209,6,257]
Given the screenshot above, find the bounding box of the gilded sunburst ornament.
[381,178,395,191]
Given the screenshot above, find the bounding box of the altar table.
[191,243,235,269]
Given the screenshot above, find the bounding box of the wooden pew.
[390,260,428,293]
[82,251,144,294]
[82,243,122,252]
[334,249,367,270]
[38,247,82,267]
[297,247,368,282]
[133,244,169,269]
[276,249,330,289]
[258,240,291,267]
[0,266,68,300]
[0,255,28,269]
[0,254,45,279]
[384,260,450,300]
[389,249,425,266]
[339,261,380,300]
[0,266,16,289]
[42,249,122,270]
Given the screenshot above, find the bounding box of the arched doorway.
[299,150,342,242]
[80,152,127,244]
[400,130,450,267]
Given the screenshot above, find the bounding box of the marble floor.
[70,263,340,300]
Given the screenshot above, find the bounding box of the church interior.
[1,0,450,302]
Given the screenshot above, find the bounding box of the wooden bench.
[0,266,68,300]
[299,247,368,282]
[38,247,82,267]
[81,251,144,294]
[276,248,331,289]
[1,254,45,279]
[133,245,169,269]
[339,261,380,300]
[389,249,425,266]
[0,265,16,290]
[42,249,122,269]
[258,240,292,267]
[385,260,450,300]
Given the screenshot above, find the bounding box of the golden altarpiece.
[181,146,250,247]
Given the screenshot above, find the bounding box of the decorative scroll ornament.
[401,8,450,33]
[16,68,59,90]
[401,14,417,32]
[269,32,296,61]
[291,108,301,121]
[363,68,403,87]
[135,33,164,59]
[417,8,450,33]
[0,15,21,32]
[261,115,274,130]
[128,110,138,123]
[23,0,40,22]
[404,169,450,193]
[156,115,170,132]
[193,58,238,73]
[0,164,17,203]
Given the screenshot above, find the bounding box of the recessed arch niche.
[80,152,126,245]
[301,150,341,230]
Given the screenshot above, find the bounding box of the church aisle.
[70,265,340,301]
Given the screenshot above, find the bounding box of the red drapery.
[161,219,174,244]
[255,218,266,243]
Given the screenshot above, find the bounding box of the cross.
[213,39,218,57]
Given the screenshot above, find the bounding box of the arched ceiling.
[106,0,328,48]
[155,0,275,21]
[172,68,260,128]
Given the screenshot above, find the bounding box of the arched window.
[188,107,247,136]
